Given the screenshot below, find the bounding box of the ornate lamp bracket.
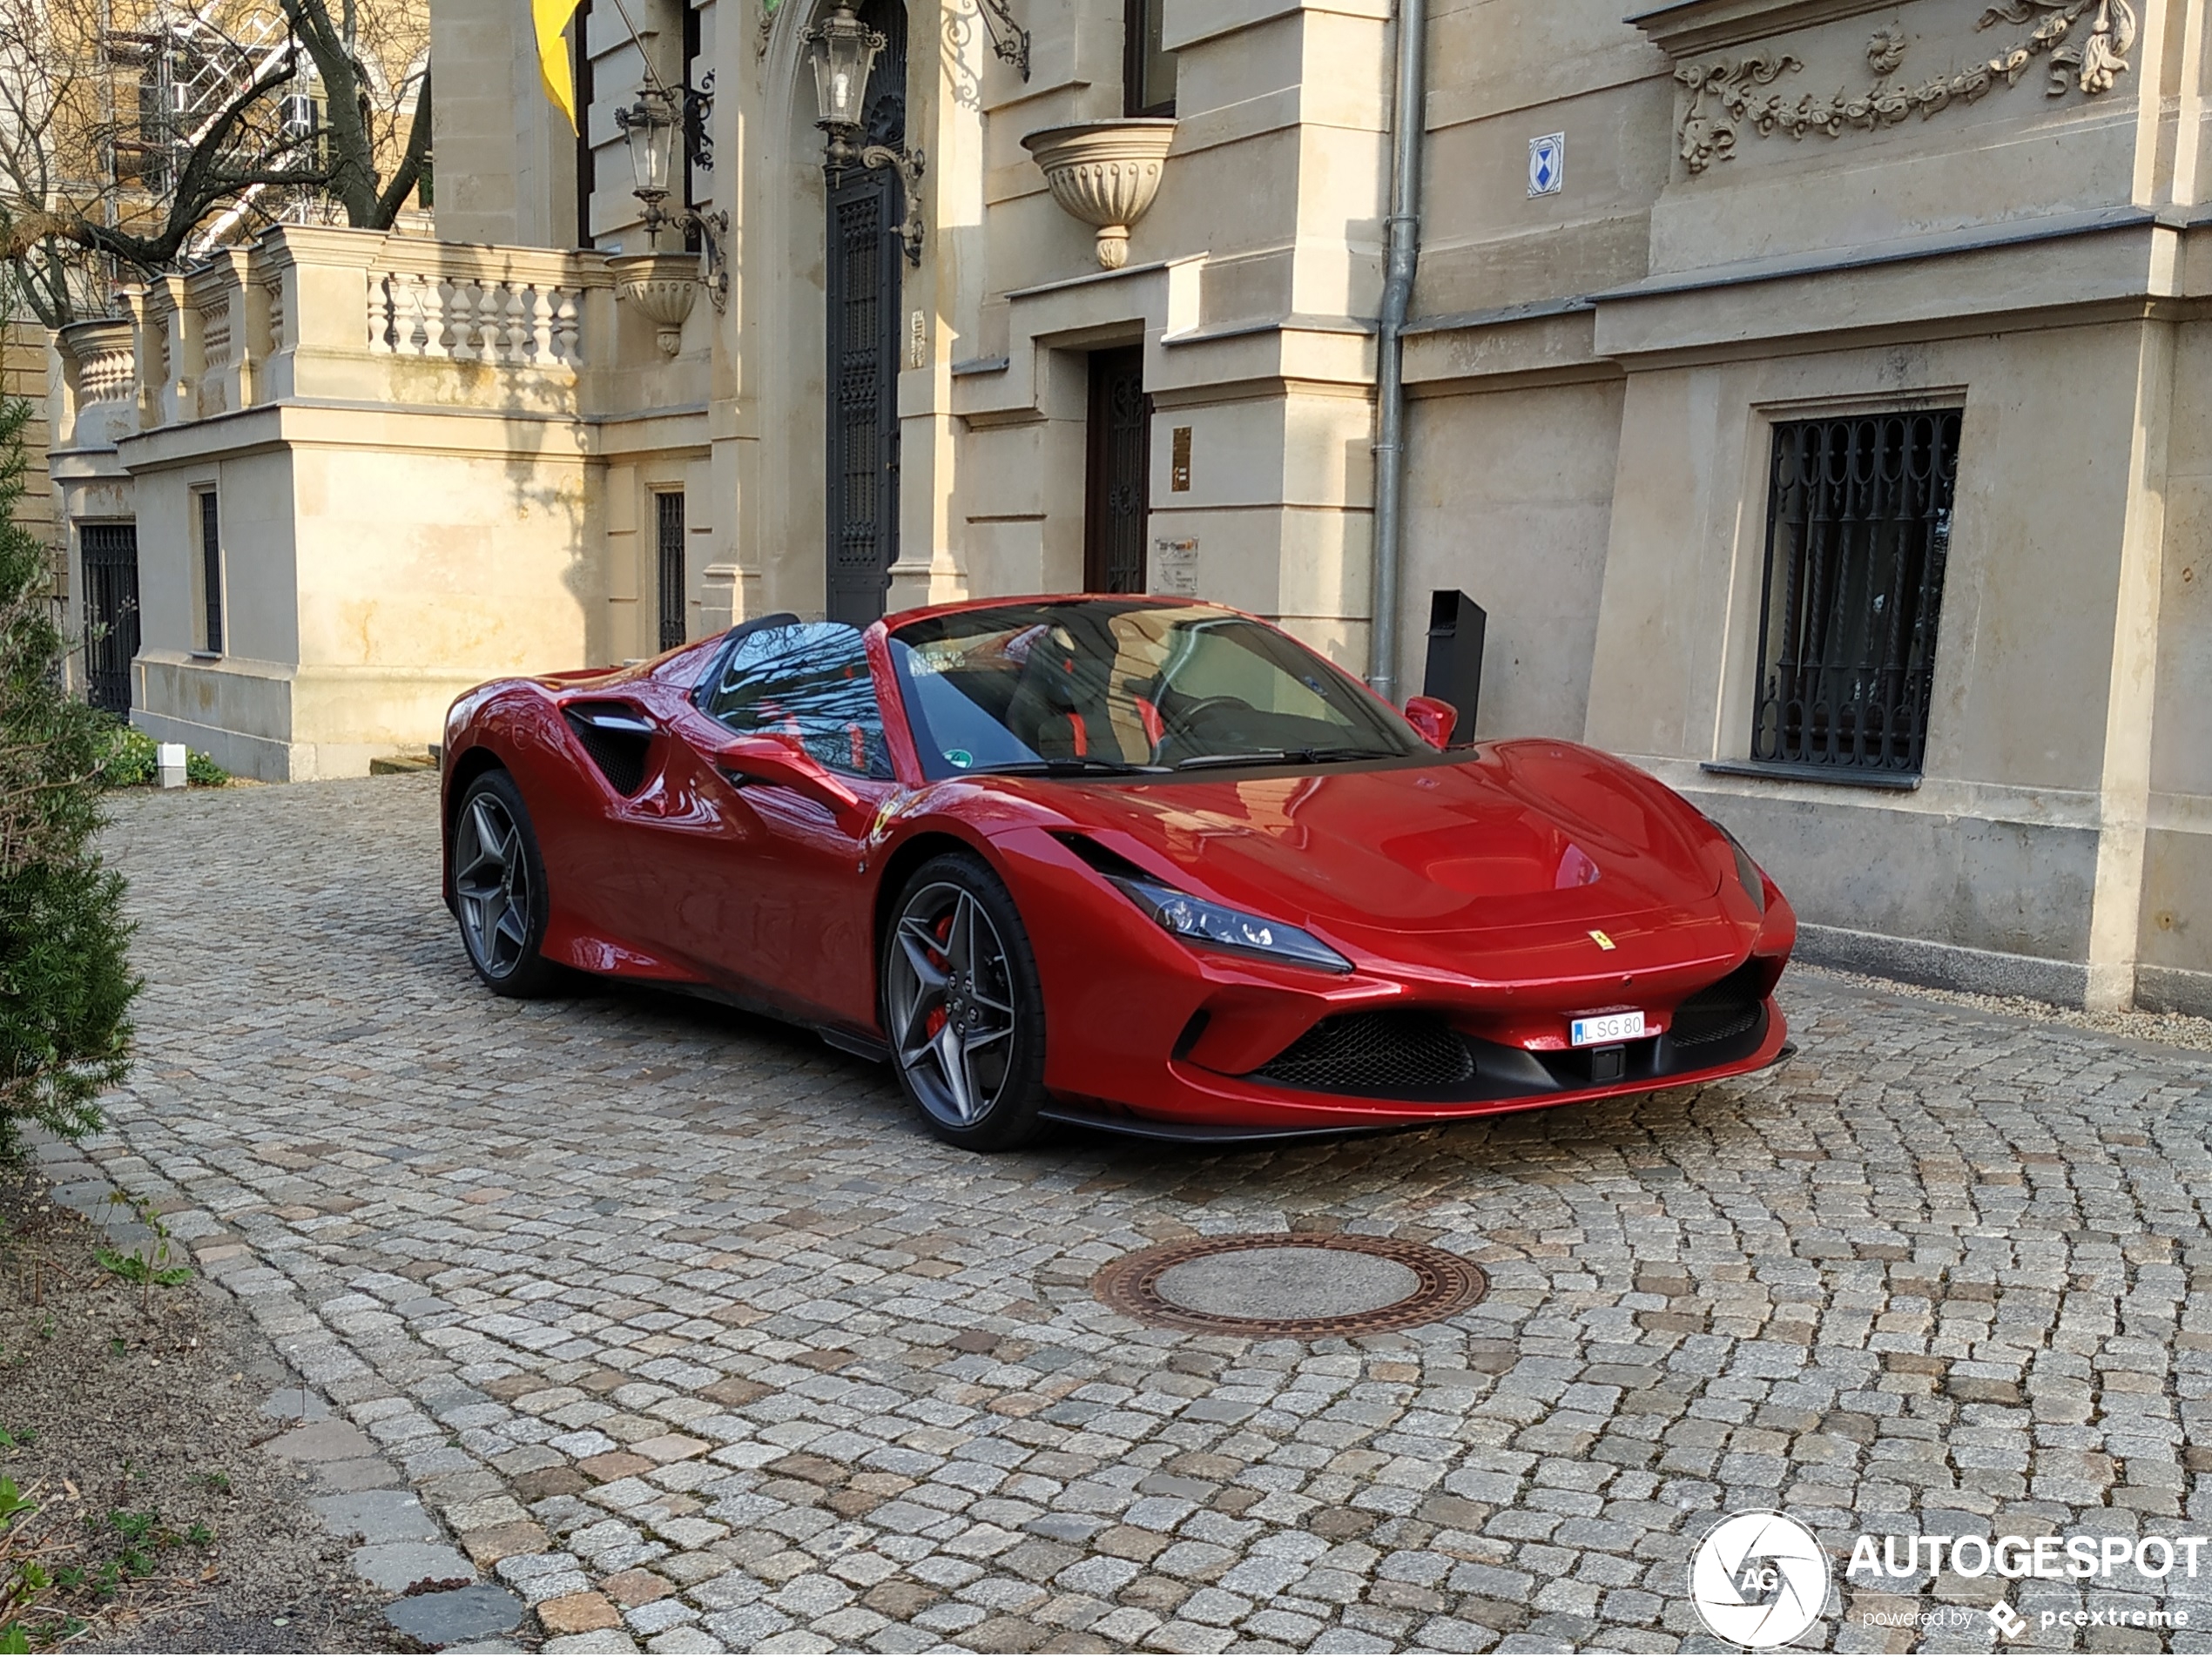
[682,71,716,171]
[847,145,928,266]
[696,208,732,310]
[974,0,1029,79]
[631,199,727,309]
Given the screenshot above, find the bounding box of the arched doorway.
[824,0,907,626]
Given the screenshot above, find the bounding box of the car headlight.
[1715,824,1766,914]
[1105,874,1352,973]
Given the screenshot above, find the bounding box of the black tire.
[880,852,1049,1150]
[450,769,564,999]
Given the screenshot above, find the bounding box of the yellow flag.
[533,0,581,133]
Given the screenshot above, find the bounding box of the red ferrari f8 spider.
[442,596,1796,1149]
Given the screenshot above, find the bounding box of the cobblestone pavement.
[82,775,2212,1654]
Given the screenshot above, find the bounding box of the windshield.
[888,602,1424,778]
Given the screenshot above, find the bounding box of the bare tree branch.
[370,66,428,230]
[0,0,430,320]
[62,42,320,269]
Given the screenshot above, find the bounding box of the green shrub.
[99,724,156,788]
[0,395,138,1153]
[97,723,229,789]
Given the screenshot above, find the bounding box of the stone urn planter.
[609,250,702,356]
[1021,119,1177,271]
[58,316,139,444]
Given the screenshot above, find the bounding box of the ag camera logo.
[1690,1512,1831,1648]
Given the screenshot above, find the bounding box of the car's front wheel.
[451,769,563,998]
[882,852,1048,1149]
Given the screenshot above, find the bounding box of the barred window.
[656,491,685,652]
[198,489,223,655]
[1748,410,1961,780]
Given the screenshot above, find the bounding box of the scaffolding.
[99,0,324,255]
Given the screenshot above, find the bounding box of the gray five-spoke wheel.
[454,791,533,979]
[887,881,1019,1128]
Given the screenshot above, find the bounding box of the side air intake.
[1669,960,1766,1048]
[563,703,654,796]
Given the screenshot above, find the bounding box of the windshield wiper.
[1172,746,1380,771]
[972,757,1167,778]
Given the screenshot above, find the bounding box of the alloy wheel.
[454,791,533,978]
[887,881,1019,1127]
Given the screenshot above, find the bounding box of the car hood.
[1035,740,1727,952]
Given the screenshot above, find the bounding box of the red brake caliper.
[924,913,954,1038]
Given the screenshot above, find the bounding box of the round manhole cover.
[1090,1233,1486,1337]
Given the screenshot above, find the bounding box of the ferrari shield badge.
[1588,929,1616,951]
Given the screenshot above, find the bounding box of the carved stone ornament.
[609,251,702,355]
[58,316,138,446]
[1021,119,1177,270]
[1675,0,2136,173]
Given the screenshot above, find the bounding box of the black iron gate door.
[80,523,140,717]
[824,0,907,627]
[1084,345,1150,593]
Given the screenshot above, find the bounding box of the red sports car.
[442,596,1795,1149]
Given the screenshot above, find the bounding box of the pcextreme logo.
[1689,1512,1831,1649]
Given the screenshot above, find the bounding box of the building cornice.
[1588,204,2162,304]
[1625,0,1901,58]
[1398,205,2212,383]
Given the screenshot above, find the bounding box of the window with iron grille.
[656,491,686,652]
[198,489,223,655]
[80,524,140,718]
[1746,409,1961,780]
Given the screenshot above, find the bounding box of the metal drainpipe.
[1367,0,1427,704]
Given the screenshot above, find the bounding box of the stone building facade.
[46,0,2212,1016]
[6,322,53,567]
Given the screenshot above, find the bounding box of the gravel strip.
[1797,961,2212,1054]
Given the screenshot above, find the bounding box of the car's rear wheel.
[882,852,1048,1150]
[451,770,563,998]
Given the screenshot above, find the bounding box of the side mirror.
[1403,695,1457,750]
[713,734,865,825]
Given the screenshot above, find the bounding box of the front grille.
[1670,963,1765,1047]
[1248,1012,1474,1095]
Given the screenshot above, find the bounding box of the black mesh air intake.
[1248,1012,1474,1095]
[1669,961,1765,1047]
[564,705,651,796]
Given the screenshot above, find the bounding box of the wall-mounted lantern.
[803,1,927,265]
[614,84,730,314]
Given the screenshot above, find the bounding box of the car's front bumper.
[1010,826,1798,1135]
[1042,997,1791,1135]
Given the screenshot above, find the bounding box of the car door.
[654,620,897,1027]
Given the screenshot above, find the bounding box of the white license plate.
[1570,1011,1647,1047]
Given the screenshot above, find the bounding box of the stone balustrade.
[368,260,585,367]
[53,226,617,451]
